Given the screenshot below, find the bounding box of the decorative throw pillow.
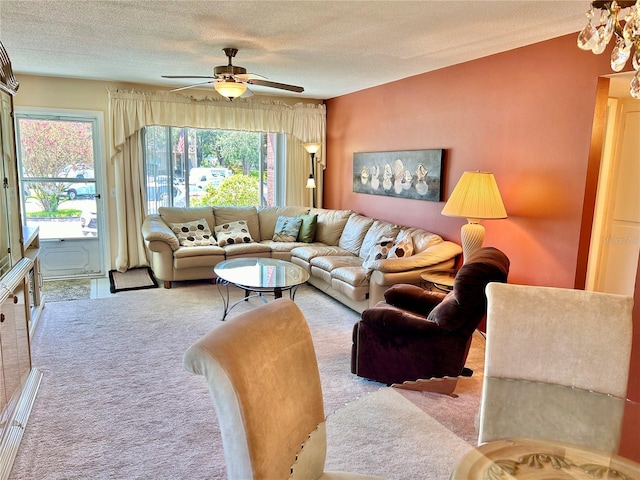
[297,214,318,243]
[214,220,254,247]
[362,236,396,271]
[387,230,414,259]
[169,218,217,247]
[273,216,303,242]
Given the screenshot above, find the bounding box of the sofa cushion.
[214,206,260,242]
[273,216,303,242]
[169,218,217,247]
[257,206,309,241]
[222,242,272,257]
[159,206,215,230]
[215,220,254,247]
[362,237,395,271]
[310,255,363,272]
[338,214,375,256]
[331,265,370,288]
[360,220,400,259]
[408,228,444,253]
[291,245,353,263]
[388,229,414,258]
[310,208,353,245]
[297,214,318,243]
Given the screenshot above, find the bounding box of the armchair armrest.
[360,303,445,335]
[384,284,447,316]
[371,241,462,273]
[141,215,180,251]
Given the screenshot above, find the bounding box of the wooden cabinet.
[22,226,43,336]
[0,42,42,479]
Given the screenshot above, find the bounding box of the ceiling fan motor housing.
[214,64,247,79]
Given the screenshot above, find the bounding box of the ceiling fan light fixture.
[214,80,247,99]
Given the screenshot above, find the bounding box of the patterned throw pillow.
[214,220,254,247]
[169,218,217,247]
[362,237,396,271]
[388,230,414,259]
[272,216,303,242]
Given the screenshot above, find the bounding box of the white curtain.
[108,89,326,271]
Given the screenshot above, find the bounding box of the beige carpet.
[10,281,483,479]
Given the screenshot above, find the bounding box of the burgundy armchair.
[351,247,510,385]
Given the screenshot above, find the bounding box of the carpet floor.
[10,281,483,479]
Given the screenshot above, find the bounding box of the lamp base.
[460,222,485,263]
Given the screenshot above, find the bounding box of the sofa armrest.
[371,240,462,273]
[142,215,180,251]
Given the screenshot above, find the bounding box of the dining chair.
[478,282,634,453]
[183,298,386,480]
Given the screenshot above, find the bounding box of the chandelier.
[577,1,640,98]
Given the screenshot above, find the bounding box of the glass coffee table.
[214,258,310,321]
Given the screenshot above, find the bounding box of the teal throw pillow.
[273,216,303,242]
[297,214,318,243]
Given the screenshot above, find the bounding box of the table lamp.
[441,171,507,262]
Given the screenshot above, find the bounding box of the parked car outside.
[80,208,97,236]
[61,167,96,200]
[189,167,232,190]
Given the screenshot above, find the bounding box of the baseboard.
[0,369,43,480]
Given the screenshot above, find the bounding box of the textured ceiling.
[0,1,592,100]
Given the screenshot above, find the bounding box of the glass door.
[15,110,105,278]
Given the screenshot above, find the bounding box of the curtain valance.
[108,89,326,164]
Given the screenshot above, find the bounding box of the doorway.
[15,109,106,279]
[586,73,640,295]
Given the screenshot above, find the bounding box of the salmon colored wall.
[325,33,617,288]
[325,33,640,409]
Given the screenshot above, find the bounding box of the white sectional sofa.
[141,205,462,312]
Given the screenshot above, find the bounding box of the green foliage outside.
[19,119,94,213]
[193,174,259,207]
[27,209,82,218]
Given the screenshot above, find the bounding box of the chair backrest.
[479,283,634,451]
[183,299,326,480]
[427,246,510,335]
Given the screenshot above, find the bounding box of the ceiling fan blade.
[170,80,215,92]
[241,87,254,98]
[234,73,267,82]
[162,75,216,79]
[246,79,304,93]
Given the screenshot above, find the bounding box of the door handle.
[94,194,101,199]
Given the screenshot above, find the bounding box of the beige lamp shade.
[441,171,507,262]
[303,143,321,154]
[214,80,247,99]
[306,175,316,189]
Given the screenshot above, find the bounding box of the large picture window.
[143,126,284,214]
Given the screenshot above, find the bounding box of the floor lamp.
[304,142,321,208]
[441,171,507,263]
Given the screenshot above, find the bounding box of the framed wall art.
[353,149,444,201]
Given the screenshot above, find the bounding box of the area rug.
[43,279,91,302]
[108,266,158,293]
[9,282,483,479]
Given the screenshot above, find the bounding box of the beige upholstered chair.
[183,298,386,480]
[478,283,634,453]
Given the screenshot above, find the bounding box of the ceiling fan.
[162,48,304,100]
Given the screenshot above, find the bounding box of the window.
[143,126,285,214]
[16,112,102,239]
